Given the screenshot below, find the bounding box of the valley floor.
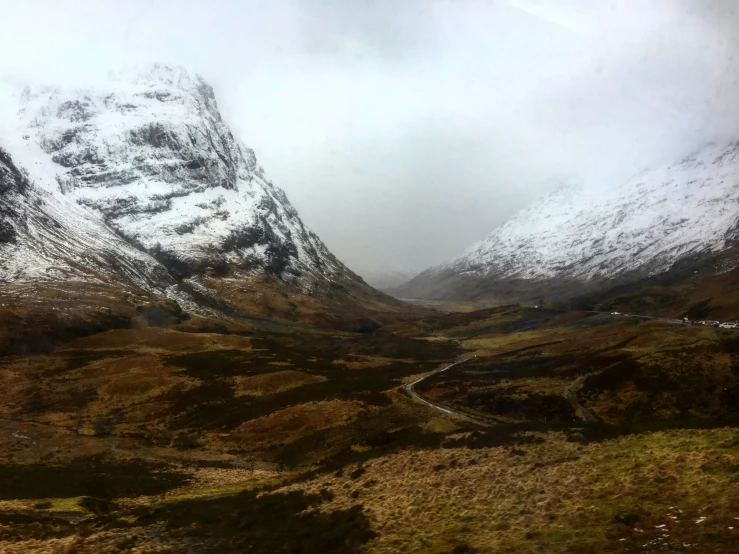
[0,305,737,552]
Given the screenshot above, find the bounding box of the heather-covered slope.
[1,304,738,552]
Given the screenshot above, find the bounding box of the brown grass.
[332,357,395,370]
[226,400,368,446]
[285,426,739,553]
[0,303,737,552]
[232,370,327,397]
[66,327,253,353]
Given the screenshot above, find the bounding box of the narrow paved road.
[563,373,599,423]
[405,311,700,426]
[587,309,682,324]
[405,358,494,427]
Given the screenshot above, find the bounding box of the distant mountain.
[0,64,403,349]
[354,268,419,292]
[396,141,739,305]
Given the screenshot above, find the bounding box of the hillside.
[0,65,407,350]
[1,304,738,552]
[395,141,739,309]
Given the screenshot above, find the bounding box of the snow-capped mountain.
[0,64,401,331]
[397,141,739,301]
[6,64,351,284]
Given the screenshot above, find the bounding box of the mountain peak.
[119,63,201,87]
[10,66,351,285]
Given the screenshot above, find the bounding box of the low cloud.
[1,0,738,273]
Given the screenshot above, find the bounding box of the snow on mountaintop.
[438,140,739,282]
[7,63,350,285]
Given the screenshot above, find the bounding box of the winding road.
[563,373,599,423]
[405,358,494,427]
[404,311,706,425]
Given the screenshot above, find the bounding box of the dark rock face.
[0,149,29,194]
[0,148,28,244]
[0,221,16,245]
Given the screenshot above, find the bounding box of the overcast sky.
[2,0,738,277]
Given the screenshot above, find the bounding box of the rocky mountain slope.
[0,147,169,291]
[8,64,352,284]
[0,65,403,348]
[0,145,188,354]
[396,141,739,304]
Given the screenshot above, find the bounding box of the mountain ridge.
[394,140,739,305]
